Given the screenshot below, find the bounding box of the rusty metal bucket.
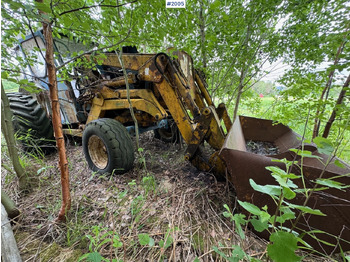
[220,116,350,254]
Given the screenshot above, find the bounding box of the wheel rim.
[88,135,108,169]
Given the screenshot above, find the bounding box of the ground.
[1,132,334,261]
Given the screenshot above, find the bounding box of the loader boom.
[83,50,233,173]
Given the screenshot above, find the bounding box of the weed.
[141,174,156,195]
[130,194,145,223]
[78,225,123,262]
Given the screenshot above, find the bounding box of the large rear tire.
[7,93,54,151]
[82,118,134,175]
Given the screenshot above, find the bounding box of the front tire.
[82,118,134,174]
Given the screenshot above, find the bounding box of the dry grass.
[1,132,337,261]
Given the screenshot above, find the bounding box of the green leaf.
[97,238,111,249]
[138,233,154,246]
[282,187,296,200]
[78,253,90,262]
[149,237,155,247]
[313,136,334,155]
[233,213,246,240]
[1,71,9,79]
[238,200,261,216]
[276,207,295,223]
[315,178,349,190]
[159,234,173,249]
[259,211,271,223]
[232,246,246,261]
[138,233,150,245]
[251,218,269,232]
[210,0,221,9]
[193,258,200,262]
[289,149,321,159]
[267,231,301,262]
[250,179,281,197]
[334,159,345,168]
[223,211,231,218]
[271,174,298,191]
[87,252,103,262]
[266,166,288,177]
[288,204,326,216]
[34,2,52,14]
[112,236,123,248]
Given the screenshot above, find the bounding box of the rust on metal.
[185,107,213,159]
[102,74,136,88]
[220,116,350,253]
[62,128,83,137]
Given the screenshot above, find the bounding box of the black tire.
[82,118,134,175]
[7,92,54,150]
[153,119,179,143]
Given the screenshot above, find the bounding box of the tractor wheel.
[7,93,54,151]
[153,119,179,143]
[82,118,134,175]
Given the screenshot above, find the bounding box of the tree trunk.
[322,74,350,138]
[233,88,243,120]
[199,1,207,69]
[313,28,348,138]
[41,19,71,221]
[233,68,248,120]
[1,205,22,262]
[1,83,28,191]
[1,190,20,219]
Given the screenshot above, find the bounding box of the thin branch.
[2,68,50,86]
[56,30,131,70]
[58,0,137,16]
[23,9,48,64]
[313,24,350,138]
[322,74,350,138]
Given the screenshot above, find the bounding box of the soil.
[1,132,332,261]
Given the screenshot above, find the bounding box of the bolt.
[203,108,211,116]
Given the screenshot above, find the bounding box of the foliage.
[267,231,301,262]
[78,225,123,262]
[2,0,348,136]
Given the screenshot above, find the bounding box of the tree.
[323,74,350,138]
[1,82,28,191]
[37,0,72,221]
[276,0,350,140]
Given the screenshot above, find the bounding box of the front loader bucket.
[219,116,350,253]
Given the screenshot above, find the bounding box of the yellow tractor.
[8,31,350,253]
[79,50,232,175]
